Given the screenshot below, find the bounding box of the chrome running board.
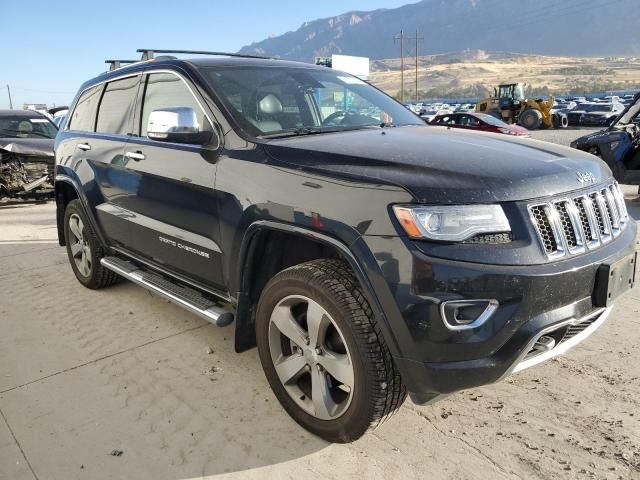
[101,256,234,327]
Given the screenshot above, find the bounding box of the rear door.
[56,76,140,232]
[96,70,225,290]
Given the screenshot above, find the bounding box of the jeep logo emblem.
[576,170,596,185]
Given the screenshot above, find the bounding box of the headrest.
[259,94,283,115]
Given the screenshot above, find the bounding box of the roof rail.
[136,49,273,61]
[105,59,138,71]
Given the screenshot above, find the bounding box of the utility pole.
[6,84,13,110]
[394,30,423,103]
[415,30,423,103]
[394,30,405,103]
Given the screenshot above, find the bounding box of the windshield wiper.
[261,125,378,139]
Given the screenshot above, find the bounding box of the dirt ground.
[369,52,640,98]
[1,131,639,480]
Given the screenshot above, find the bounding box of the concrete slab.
[0,408,36,480]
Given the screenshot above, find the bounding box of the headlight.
[393,205,511,241]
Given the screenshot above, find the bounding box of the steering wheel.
[322,110,349,126]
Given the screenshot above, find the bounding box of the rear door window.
[96,76,140,135]
[67,85,102,132]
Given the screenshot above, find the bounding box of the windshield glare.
[0,115,58,139]
[201,66,423,137]
[475,113,507,126]
[616,97,640,125]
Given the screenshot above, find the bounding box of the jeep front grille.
[528,184,629,259]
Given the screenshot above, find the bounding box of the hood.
[0,137,55,156]
[263,126,611,204]
[571,129,627,148]
[504,125,530,136]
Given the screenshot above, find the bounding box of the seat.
[249,93,283,132]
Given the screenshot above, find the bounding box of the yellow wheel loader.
[476,83,568,130]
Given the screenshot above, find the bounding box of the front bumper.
[361,219,637,402]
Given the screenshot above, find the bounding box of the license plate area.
[593,252,637,307]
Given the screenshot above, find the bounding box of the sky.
[0,0,411,109]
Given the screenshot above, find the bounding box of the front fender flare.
[233,220,404,360]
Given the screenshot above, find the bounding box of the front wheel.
[519,108,543,130]
[256,259,406,443]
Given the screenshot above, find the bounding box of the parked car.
[49,106,69,129]
[454,104,476,113]
[566,103,616,126]
[420,108,450,122]
[55,51,637,443]
[579,103,625,127]
[571,92,640,185]
[0,109,57,199]
[552,101,577,113]
[430,112,530,136]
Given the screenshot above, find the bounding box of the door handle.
[77,143,91,151]
[125,151,145,161]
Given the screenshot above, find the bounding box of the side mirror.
[147,107,213,145]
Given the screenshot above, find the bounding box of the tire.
[256,259,406,443]
[519,108,543,130]
[553,113,568,129]
[63,199,119,289]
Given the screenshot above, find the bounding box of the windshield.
[616,96,640,126]
[0,115,58,139]
[200,66,423,137]
[474,113,507,127]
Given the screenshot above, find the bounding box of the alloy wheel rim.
[68,213,91,277]
[268,295,355,420]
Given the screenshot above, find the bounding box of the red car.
[430,112,530,137]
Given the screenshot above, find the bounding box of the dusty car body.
[0,110,57,199]
[571,93,640,185]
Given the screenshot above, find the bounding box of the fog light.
[440,299,499,331]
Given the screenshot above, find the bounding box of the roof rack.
[105,59,138,71]
[136,49,273,61]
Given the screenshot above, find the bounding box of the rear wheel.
[64,199,119,289]
[256,259,406,443]
[519,108,543,130]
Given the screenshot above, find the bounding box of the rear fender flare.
[55,174,108,248]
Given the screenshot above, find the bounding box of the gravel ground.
[0,130,639,480]
[529,126,601,146]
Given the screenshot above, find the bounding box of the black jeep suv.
[55,51,637,443]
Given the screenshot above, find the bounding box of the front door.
[96,70,225,290]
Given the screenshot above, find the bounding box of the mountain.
[238,0,640,61]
